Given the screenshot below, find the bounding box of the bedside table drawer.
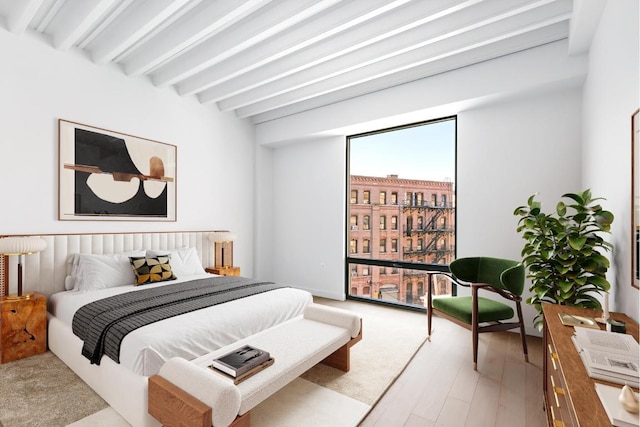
[0,292,47,363]
[205,267,240,277]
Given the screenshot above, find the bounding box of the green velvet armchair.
[426,257,528,370]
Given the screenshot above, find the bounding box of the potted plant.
[514,189,615,330]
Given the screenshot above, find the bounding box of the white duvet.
[48,274,313,376]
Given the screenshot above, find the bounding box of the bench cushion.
[304,303,361,338]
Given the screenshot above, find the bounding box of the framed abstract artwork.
[58,120,177,221]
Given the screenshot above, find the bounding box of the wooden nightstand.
[0,292,47,363]
[205,266,240,276]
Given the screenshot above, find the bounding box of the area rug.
[67,378,370,427]
[301,298,428,406]
[0,299,426,426]
[0,351,108,427]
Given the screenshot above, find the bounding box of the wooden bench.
[148,303,362,427]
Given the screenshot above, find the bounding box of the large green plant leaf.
[556,202,567,216]
[568,236,587,250]
[586,275,611,291]
[596,211,614,226]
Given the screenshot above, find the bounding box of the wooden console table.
[542,303,639,426]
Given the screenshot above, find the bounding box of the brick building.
[349,174,455,305]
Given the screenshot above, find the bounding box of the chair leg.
[516,300,529,362]
[472,325,478,370]
[472,285,479,370]
[427,274,433,341]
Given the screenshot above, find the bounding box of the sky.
[349,118,456,183]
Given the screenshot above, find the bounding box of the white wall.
[582,0,640,322]
[253,144,274,279]
[257,52,583,334]
[0,30,256,274]
[266,136,346,300]
[458,86,583,333]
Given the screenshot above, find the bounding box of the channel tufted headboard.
[0,231,216,297]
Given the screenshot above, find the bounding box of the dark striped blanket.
[72,276,285,365]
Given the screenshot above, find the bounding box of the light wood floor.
[354,303,547,427]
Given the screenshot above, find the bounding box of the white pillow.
[66,253,80,277]
[65,250,145,291]
[146,247,205,277]
[65,253,81,290]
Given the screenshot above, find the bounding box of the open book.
[572,328,640,388]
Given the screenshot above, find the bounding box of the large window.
[346,117,456,309]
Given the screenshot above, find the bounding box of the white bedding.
[48,274,313,376]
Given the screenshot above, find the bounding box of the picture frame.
[58,119,177,221]
[632,109,639,289]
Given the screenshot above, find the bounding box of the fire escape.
[402,200,455,266]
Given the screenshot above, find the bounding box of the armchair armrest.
[428,272,469,291]
[427,272,469,298]
[471,283,521,302]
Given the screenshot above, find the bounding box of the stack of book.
[210,345,273,384]
[571,327,640,388]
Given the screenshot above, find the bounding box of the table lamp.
[0,236,47,298]
[208,231,237,269]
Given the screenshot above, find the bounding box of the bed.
[1,231,313,427]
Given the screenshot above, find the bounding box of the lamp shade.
[0,237,47,297]
[0,237,47,255]
[208,231,237,243]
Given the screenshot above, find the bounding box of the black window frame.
[345,116,457,311]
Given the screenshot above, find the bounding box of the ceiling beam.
[6,0,44,34]
[89,0,191,65]
[50,0,117,50]
[0,0,581,124]
[207,0,571,108]
[235,21,569,119]
[151,0,346,88]
[33,0,64,33]
[180,0,465,98]
[253,39,585,138]
[75,0,133,49]
[122,0,272,77]
[197,0,435,103]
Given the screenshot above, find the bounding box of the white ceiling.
[1,0,589,124]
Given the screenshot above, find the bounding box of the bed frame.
[0,231,215,297]
[1,231,217,427]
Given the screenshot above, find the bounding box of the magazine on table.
[594,383,640,427]
[572,327,640,387]
[210,345,271,378]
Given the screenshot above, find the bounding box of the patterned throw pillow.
[129,256,177,285]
